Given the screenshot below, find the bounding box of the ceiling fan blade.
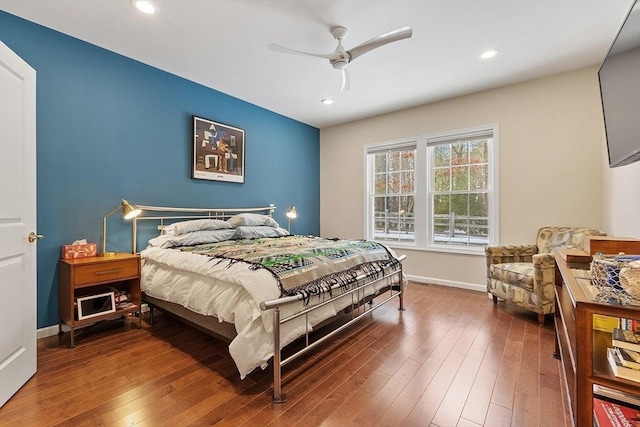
[267,43,333,59]
[339,69,350,92]
[347,26,412,61]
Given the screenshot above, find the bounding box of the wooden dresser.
[554,248,640,426]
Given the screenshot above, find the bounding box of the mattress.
[140,240,401,378]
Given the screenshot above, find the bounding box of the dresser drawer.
[73,259,139,287]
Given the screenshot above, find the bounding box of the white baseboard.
[405,274,485,293]
[37,324,62,339]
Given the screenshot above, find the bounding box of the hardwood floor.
[0,283,571,427]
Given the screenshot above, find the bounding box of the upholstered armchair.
[486,226,606,325]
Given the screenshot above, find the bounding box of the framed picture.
[76,292,116,320]
[192,115,245,183]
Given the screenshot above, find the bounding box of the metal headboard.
[130,204,276,253]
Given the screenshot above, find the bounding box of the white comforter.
[140,245,399,378]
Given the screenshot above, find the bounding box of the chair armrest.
[485,244,538,265]
[532,252,555,268]
[532,252,556,298]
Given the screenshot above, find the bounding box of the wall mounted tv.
[598,0,640,168]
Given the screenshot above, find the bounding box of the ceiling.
[0,0,635,129]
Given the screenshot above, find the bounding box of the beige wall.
[320,66,610,290]
[603,159,640,238]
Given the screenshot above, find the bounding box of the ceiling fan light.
[331,60,348,70]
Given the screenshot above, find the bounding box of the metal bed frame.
[130,204,406,403]
[261,262,405,403]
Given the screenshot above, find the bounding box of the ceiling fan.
[268,25,413,93]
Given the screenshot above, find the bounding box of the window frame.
[367,142,417,244]
[364,124,499,255]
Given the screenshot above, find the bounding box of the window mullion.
[415,139,428,247]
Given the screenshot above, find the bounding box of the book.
[612,328,640,353]
[593,314,620,333]
[117,302,136,310]
[607,348,640,382]
[593,397,640,427]
[594,384,640,408]
[617,347,640,370]
[115,293,129,305]
[620,318,640,334]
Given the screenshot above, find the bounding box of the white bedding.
[140,245,400,378]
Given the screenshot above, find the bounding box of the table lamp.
[101,199,141,256]
[286,206,297,234]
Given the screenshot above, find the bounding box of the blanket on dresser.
[178,235,400,301]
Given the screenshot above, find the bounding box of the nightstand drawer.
[73,259,139,286]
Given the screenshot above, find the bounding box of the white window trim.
[364,124,499,255]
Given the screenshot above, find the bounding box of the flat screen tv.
[598,0,640,168]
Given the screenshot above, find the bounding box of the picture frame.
[76,292,116,320]
[192,115,245,183]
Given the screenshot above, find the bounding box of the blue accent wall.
[0,11,320,329]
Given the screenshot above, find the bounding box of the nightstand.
[58,253,141,347]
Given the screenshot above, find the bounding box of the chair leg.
[492,295,498,304]
[538,313,545,326]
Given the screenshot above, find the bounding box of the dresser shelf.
[554,249,639,426]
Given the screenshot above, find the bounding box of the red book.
[593,397,640,427]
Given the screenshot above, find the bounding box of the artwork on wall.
[192,115,245,183]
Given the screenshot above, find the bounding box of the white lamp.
[101,199,141,256]
[286,206,297,234]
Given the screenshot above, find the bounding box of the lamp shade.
[122,199,141,219]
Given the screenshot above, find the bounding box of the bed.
[131,204,406,402]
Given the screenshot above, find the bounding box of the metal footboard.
[259,254,406,403]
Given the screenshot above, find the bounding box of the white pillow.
[233,226,289,239]
[149,229,236,248]
[163,219,231,235]
[227,213,280,228]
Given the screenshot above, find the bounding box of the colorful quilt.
[178,235,400,301]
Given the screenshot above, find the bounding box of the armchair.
[486,226,606,325]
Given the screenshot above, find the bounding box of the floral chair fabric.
[486,226,606,325]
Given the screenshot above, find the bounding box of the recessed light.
[321,99,334,105]
[132,0,157,14]
[480,49,499,60]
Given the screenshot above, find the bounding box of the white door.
[0,40,37,408]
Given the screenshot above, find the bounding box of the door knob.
[28,232,44,243]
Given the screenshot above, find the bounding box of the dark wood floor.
[0,283,570,427]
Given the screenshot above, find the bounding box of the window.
[365,125,498,254]
[371,146,416,242]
